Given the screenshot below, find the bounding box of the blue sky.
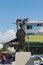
[0,0,43,33]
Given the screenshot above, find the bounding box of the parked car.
[32,55,43,65]
[39,62,43,65]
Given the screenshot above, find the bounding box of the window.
[40,63,43,65]
[30,26,32,29]
[37,24,41,26]
[27,25,29,29]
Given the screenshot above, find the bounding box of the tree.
[2,43,8,51]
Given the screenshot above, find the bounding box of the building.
[24,21,43,54]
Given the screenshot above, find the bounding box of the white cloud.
[0,29,16,43]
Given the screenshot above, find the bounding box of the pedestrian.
[1,53,7,65]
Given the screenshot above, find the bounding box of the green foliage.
[2,43,8,51]
[0,49,2,52]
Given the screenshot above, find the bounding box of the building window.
[27,25,29,29]
[30,26,32,29]
[27,25,32,29]
[37,24,41,26]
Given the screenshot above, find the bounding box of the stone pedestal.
[15,52,31,65]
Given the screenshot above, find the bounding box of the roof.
[26,21,43,25]
[6,38,19,46]
[8,38,18,43]
[7,38,18,43]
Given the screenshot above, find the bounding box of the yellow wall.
[25,35,43,42]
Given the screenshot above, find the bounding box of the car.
[33,56,42,65]
[39,62,43,65]
[31,55,43,65]
[34,56,42,60]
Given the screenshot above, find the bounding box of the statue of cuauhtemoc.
[16,26,26,51]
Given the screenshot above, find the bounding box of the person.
[1,53,7,65]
